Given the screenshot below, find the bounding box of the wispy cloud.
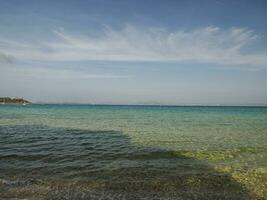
[0,52,15,63]
[0,63,131,80]
[1,25,267,68]
[24,67,131,80]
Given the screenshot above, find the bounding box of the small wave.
[0,178,40,187]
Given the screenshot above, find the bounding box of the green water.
[0,105,266,199]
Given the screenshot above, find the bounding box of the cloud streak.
[0,63,131,81]
[0,52,15,63]
[1,25,267,68]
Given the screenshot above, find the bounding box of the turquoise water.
[0,105,267,199]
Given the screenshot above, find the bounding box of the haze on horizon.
[1,0,267,105]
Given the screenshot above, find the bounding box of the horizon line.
[29,102,267,107]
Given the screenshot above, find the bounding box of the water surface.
[0,105,266,199]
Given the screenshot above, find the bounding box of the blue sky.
[0,0,267,105]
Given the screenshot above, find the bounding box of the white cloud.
[0,25,267,68]
[0,64,131,80]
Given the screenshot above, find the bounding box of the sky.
[0,0,267,105]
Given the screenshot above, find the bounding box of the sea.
[0,104,266,199]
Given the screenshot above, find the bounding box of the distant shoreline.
[0,97,30,104]
[0,97,266,107]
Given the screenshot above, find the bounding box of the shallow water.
[0,105,266,199]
